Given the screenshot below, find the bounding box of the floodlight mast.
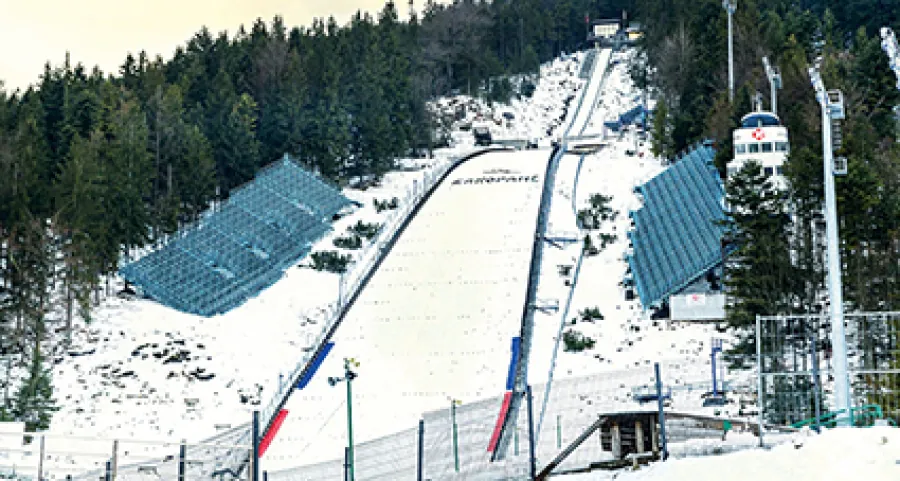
[762,56,782,114]
[723,0,737,102]
[808,67,852,427]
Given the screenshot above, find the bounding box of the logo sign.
[751,128,765,141]
[452,169,539,185]
[686,293,706,306]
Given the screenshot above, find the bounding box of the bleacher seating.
[625,143,731,307]
[119,155,353,317]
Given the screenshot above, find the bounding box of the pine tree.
[220,94,262,193]
[723,161,796,359]
[172,124,216,224]
[12,344,57,432]
[99,90,153,272]
[650,96,671,159]
[54,131,106,326]
[145,84,186,236]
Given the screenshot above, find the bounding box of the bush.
[310,251,352,274]
[579,307,604,322]
[520,79,537,98]
[598,233,617,249]
[333,234,363,250]
[563,329,596,352]
[583,235,600,256]
[348,221,381,240]
[577,208,598,230]
[374,197,399,213]
[487,77,514,103]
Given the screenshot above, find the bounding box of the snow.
[527,47,743,414]
[554,426,900,481]
[9,44,894,481]
[262,148,551,469]
[880,27,900,91]
[3,49,590,479]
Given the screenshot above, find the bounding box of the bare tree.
[653,22,695,110]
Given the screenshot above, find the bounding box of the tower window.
[748,143,760,153]
[764,167,774,176]
[735,144,746,154]
[775,142,789,152]
[761,142,773,153]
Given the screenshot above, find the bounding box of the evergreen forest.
[636,0,900,422]
[0,0,632,429]
[1,0,899,427]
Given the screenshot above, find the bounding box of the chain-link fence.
[0,426,253,480]
[756,311,900,432]
[267,357,763,480]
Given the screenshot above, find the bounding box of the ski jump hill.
[257,49,613,480]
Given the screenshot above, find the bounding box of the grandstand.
[625,142,731,309]
[120,155,354,317]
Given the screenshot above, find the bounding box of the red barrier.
[258,409,289,457]
[487,392,513,452]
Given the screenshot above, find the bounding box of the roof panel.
[626,144,727,306]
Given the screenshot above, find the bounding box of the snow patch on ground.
[555,426,900,481]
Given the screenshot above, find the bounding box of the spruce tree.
[12,344,57,432]
[54,131,105,326]
[220,94,262,193]
[723,161,795,359]
[99,91,153,272]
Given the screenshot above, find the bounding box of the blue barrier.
[297,342,335,390]
[505,337,521,392]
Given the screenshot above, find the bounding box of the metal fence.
[0,427,252,481]
[267,359,759,480]
[756,311,900,433]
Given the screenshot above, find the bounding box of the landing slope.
[264,148,551,468]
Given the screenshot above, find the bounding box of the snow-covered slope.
[263,148,551,469]
[4,51,587,480]
[555,426,900,481]
[528,48,738,415]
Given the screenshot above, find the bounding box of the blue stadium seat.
[626,144,727,307]
[119,157,352,316]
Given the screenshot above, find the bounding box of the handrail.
[492,47,612,461]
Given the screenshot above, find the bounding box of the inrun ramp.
[263,149,550,473]
[625,143,727,307]
[120,154,352,317]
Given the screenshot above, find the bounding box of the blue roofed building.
[625,142,732,320]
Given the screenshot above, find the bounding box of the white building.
[728,111,790,189]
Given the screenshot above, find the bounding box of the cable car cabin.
[727,111,790,190]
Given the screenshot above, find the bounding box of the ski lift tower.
[762,56,782,114]
[723,0,737,102]
[808,66,852,426]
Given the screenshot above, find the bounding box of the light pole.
[328,358,360,480]
[808,67,851,426]
[449,397,462,473]
[723,0,737,102]
[762,56,782,114]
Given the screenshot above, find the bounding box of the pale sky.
[0,0,426,92]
